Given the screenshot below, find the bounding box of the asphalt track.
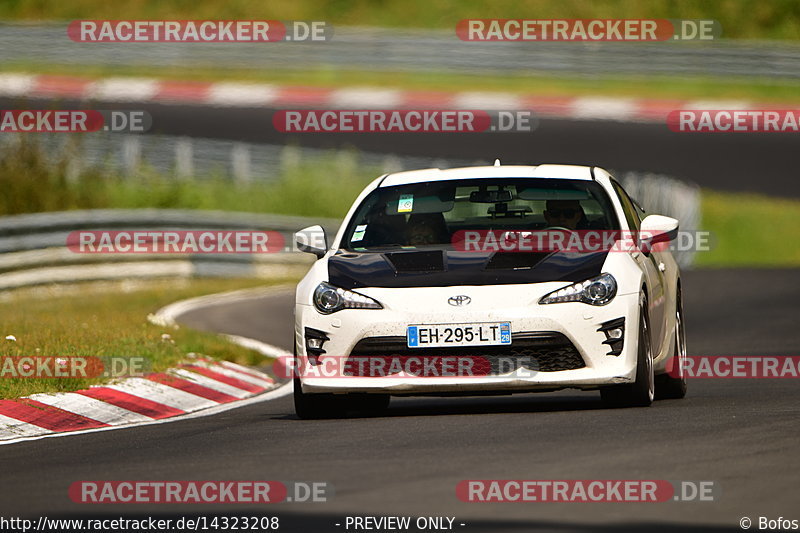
[1,269,798,532]
[2,96,800,198]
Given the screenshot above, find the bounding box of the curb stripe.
[207,83,278,107]
[330,88,404,109]
[105,377,219,411]
[76,388,184,419]
[0,399,109,431]
[0,413,49,439]
[146,373,240,403]
[400,90,456,108]
[180,364,268,393]
[154,81,212,102]
[273,86,332,106]
[188,359,274,387]
[0,73,35,96]
[89,78,159,101]
[28,392,154,425]
[168,368,252,398]
[0,72,778,123]
[32,75,94,98]
[218,359,278,380]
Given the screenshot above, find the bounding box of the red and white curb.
[0,286,294,446]
[0,72,756,123]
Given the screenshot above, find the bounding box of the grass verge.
[0,277,296,399]
[696,190,800,267]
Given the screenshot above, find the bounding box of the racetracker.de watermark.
[68,20,331,42]
[457,480,718,502]
[273,110,536,133]
[456,19,720,41]
[668,109,800,132]
[452,230,712,254]
[69,481,331,504]
[668,356,800,379]
[274,354,538,379]
[67,231,286,254]
[0,356,148,379]
[0,110,151,133]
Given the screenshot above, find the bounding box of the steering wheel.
[545,226,576,233]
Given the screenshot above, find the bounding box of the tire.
[656,288,688,400]
[292,346,345,419]
[601,297,654,407]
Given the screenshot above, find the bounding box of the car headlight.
[539,273,617,306]
[313,282,383,314]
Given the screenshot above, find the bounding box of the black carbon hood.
[328,249,608,289]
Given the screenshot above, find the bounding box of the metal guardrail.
[0,209,338,290]
[1,24,800,80]
[0,133,465,183]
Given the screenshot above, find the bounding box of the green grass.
[1,0,799,40]
[0,278,295,399]
[696,190,800,267]
[5,63,800,105]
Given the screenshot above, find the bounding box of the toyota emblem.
[448,295,471,306]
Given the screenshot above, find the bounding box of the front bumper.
[295,284,641,395]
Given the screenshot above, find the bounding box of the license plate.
[407,322,511,348]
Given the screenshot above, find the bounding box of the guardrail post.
[121,136,141,177]
[232,143,252,183]
[175,137,194,179]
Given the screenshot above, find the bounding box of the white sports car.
[292,163,687,418]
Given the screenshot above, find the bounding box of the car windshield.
[342,178,620,251]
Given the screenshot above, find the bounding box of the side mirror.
[639,215,679,254]
[294,225,328,259]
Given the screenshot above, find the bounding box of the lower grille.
[345,332,585,376]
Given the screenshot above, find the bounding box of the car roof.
[379,164,595,187]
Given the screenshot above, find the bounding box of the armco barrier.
[0,209,338,290]
[1,24,799,80]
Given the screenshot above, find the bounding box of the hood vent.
[385,250,445,273]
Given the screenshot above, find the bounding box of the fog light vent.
[598,318,625,356]
[304,327,330,359]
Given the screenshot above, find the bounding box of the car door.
[611,180,667,354]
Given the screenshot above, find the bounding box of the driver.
[406,214,448,246]
[543,200,585,230]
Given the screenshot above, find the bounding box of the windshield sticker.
[351,224,368,242]
[398,194,414,213]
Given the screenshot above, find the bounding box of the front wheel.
[293,345,345,419]
[601,299,654,407]
[656,289,688,399]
